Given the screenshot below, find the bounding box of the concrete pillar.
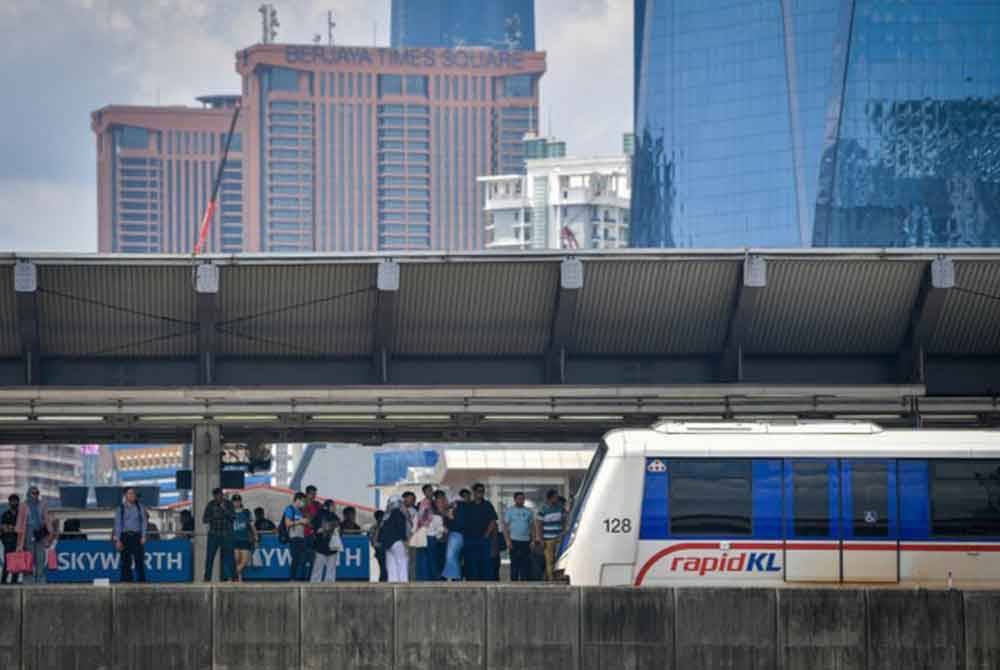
[192,422,222,583]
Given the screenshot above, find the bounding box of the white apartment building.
[480,154,631,250]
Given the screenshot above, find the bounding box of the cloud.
[0,0,632,252]
[0,179,96,252]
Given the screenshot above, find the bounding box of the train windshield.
[560,440,608,555]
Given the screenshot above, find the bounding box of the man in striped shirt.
[537,489,566,581]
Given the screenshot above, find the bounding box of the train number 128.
[603,518,632,533]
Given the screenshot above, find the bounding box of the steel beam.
[14,261,40,385]
[546,258,583,383]
[719,256,767,382]
[374,260,399,384]
[897,257,953,384]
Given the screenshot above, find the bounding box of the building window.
[220,132,242,152]
[266,67,300,92]
[668,459,753,536]
[116,125,150,150]
[378,74,403,97]
[931,460,1000,538]
[502,75,535,98]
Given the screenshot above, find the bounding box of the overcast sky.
[0,0,632,252]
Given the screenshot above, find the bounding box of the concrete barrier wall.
[3,586,1000,670]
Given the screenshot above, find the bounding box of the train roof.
[604,422,1000,459]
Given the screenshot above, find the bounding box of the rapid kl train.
[556,422,1000,587]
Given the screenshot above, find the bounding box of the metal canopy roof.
[2,249,998,359]
[1,248,1000,441]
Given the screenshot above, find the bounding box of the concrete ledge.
[963,592,1000,670]
[214,585,300,670]
[581,587,673,670]
[0,588,20,669]
[301,585,394,670]
[395,585,486,670]
[868,589,964,670]
[113,585,213,670]
[23,586,112,670]
[488,585,580,670]
[779,588,865,670]
[675,587,777,670]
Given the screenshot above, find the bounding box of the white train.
[556,422,1000,587]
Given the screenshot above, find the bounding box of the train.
[555,421,1000,587]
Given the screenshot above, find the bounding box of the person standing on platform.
[15,486,53,585]
[202,488,235,581]
[230,494,257,582]
[283,492,311,581]
[339,507,364,534]
[381,496,409,583]
[538,489,567,581]
[461,483,498,581]
[413,484,435,581]
[253,507,276,535]
[428,491,449,579]
[1,494,20,584]
[310,500,342,583]
[112,487,148,583]
[302,485,321,580]
[368,510,388,582]
[503,492,536,581]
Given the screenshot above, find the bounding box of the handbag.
[328,531,344,553]
[408,526,428,549]
[5,551,34,574]
[46,548,58,571]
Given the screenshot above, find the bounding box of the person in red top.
[302,485,321,577]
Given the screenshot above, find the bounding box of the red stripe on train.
[633,541,1000,586]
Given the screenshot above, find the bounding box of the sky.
[0,0,632,253]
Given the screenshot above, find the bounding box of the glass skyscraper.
[391,0,535,51]
[633,0,1000,248]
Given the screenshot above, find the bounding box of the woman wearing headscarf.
[381,496,409,583]
[15,486,54,584]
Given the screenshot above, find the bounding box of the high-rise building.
[92,96,248,253]
[391,0,535,51]
[480,136,631,250]
[0,445,82,502]
[633,0,1000,248]
[237,44,545,251]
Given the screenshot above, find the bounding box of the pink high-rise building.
[92,95,248,253]
[94,45,545,253]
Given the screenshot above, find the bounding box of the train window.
[792,462,830,537]
[930,460,1000,538]
[851,462,889,537]
[669,459,752,536]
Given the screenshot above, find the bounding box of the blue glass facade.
[391,0,535,50]
[633,0,1000,248]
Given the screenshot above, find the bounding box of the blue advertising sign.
[244,534,370,581]
[47,540,192,583]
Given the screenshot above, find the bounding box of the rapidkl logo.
[669,551,781,576]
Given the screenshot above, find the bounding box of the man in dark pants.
[112,487,148,582]
[202,488,235,581]
[461,483,498,581]
[503,491,536,581]
[1,494,20,584]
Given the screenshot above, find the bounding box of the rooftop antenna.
[259,4,279,44]
[328,10,336,46]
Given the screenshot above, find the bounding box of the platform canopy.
[1,249,998,442]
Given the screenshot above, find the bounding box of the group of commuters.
[367,483,569,583]
[280,485,365,583]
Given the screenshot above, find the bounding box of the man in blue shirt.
[112,487,148,582]
[502,492,537,581]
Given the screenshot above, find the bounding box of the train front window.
[560,441,607,554]
[792,462,830,537]
[931,460,1000,538]
[669,459,752,536]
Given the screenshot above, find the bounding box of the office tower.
[237,44,545,251]
[92,96,249,253]
[391,0,535,51]
[632,0,1000,248]
[0,445,82,501]
[481,135,631,250]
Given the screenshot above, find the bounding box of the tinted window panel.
[931,460,1000,538]
[852,462,889,537]
[669,459,752,536]
[793,462,829,537]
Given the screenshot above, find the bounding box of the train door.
[783,459,840,582]
[841,460,898,583]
